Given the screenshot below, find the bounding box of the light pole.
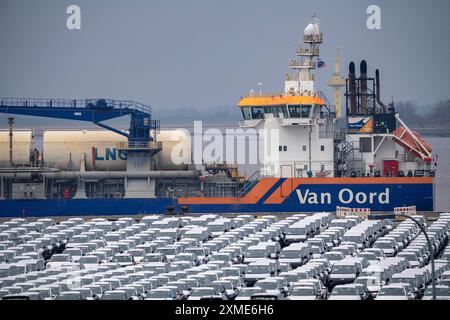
[399,214,436,300]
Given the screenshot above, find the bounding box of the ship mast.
[285,14,323,96]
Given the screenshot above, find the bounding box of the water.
[427,137,450,211]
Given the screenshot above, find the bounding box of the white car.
[376,284,412,300]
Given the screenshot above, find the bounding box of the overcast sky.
[1,0,449,123]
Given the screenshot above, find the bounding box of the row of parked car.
[0,211,449,300]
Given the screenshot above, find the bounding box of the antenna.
[258,82,263,96]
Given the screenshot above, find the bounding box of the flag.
[317,58,327,68]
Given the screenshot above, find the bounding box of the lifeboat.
[393,125,432,162]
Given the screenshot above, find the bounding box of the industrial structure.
[327,49,346,118]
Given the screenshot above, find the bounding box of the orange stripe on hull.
[178,178,279,205]
[264,177,433,204]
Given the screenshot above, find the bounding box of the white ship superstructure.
[238,15,335,178]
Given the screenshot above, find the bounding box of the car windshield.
[390,278,415,286]
[331,265,355,274]
[79,257,98,263]
[355,278,379,286]
[0,269,10,277]
[174,254,192,261]
[374,242,392,249]
[158,248,177,255]
[113,255,132,262]
[424,287,450,296]
[144,255,162,262]
[378,287,405,296]
[332,287,358,296]
[286,228,305,235]
[324,253,342,260]
[247,250,266,258]
[50,255,69,262]
[223,269,240,277]
[399,254,417,262]
[209,225,224,232]
[56,292,81,300]
[247,265,269,274]
[101,292,126,299]
[191,288,216,297]
[291,288,315,296]
[186,249,205,256]
[65,249,82,256]
[147,290,172,298]
[256,281,277,290]
[280,251,300,258]
[215,282,233,290]
[211,254,229,261]
[238,289,262,297]
[359,253,377,260]
[251,296,277,300]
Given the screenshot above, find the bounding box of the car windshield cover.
[286,228,305,235]
[191,288,216,296]
[186,249,205,256]
[374,242,393,249]
[332,287,358,295]
[291,288,315,296]
[355,278,379,286]
[331,265,355,274]
[102,292,126,299]
[114,255,132,262]
[80,257,98,263]
[247,265,269,274]
[425,287,450,296]
[147,290,172,298]
[280,251,300,258]
[50,255,69,262]
[247,250,267,258]
[378,287,405,296]
[158,248,177,255]
[256,281,277,290]
[238,289,262,297]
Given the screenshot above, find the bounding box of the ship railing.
[0,97,152,114]
[303,33,323,43]
[116,140,162,151]
[289,59,316,68]
[296,47,320,56]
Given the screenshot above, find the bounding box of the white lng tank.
[43,130,191,171]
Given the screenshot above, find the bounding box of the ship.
[0,16,435,217]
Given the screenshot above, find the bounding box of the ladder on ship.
[237,171,260,197]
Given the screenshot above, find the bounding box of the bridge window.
[288,105,301,118]
[241,107,252,120]
[251,107,264,119]
[300,105,312,117]
[288,104,311,118]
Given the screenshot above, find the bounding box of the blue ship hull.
[0,178,434,217]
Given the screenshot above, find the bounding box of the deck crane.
[0,97,162,198]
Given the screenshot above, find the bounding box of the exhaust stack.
[375,69,387,113]
[360,60,368,113]
[348,62,356,115]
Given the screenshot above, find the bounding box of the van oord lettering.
[296,188,390,205]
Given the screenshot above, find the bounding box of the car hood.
[286,296,317,300]
[328,296,361,300]
[376,296,408,300]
